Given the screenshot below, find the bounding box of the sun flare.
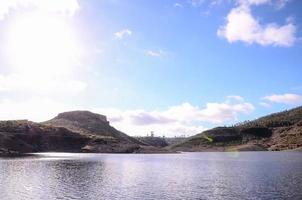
[7,12,79,78]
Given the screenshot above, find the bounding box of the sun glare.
[7,12,79,77]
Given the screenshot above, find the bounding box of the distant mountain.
[0,111,170,156]
[169,106,302,152]
[165,137,187,146]
[135,136,169,147]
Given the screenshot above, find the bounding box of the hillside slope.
[170,106,302,152]
[43,111,143,152]
[0,120,89,155]
[0,111,170,156]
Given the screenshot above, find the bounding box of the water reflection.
[0,152,302,200]
[0,156,106,200]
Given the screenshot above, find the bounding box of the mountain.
[0,120,89,155]
[2,107,300,155]
[43,111,143,152]
[169,106,302,152]
[0,111,170,156]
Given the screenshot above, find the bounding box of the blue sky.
[0,0,301,136]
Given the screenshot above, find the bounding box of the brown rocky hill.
[0,111,170,156]
[0,120,89,155]
[43,111,142,147]
[169,106,302,152]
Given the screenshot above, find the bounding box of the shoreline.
[1,149,301,158]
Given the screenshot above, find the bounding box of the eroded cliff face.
[0,111,171,155]
[267,123,302,151]
[43,111,141,145]
[56,111,108,123]
[0,119,141,154]
[169,106,302,152]
[0,120,89,154]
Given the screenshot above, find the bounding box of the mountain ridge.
[169,106,302,152]
[1,107,301,156]
[0,111,170,156]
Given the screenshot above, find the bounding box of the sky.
[0,0,301,137]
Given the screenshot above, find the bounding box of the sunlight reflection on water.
[0,152,302,200]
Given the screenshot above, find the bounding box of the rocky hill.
[2,107,299,155]
[0,120,89,155]
[169,106,302,152]
[43,111,143,152]
[0,111,170,156]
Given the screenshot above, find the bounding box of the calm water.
[0,152,302,200]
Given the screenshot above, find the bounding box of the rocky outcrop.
[267,122,302,151]
[0,111,172,156]
[169,106,302,152]
[43,111,141,145]
[0,120,89,154]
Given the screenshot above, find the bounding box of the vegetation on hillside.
[235,106,302,128]
[170,106,302,151]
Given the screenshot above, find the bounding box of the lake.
[0,152,302,200]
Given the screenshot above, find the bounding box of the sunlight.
[7,12,79,78]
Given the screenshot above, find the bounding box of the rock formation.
[169,106,302,152]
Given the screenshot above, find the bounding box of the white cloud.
[238,0,292,9]
[174,3,183,8]
[0,1,85,123]
[0,95,255,137]
[171,102,255,123]
[226,95,244,102]
[93,97,255,136]
[237,0,271,6]
[275,0,291,9]
[189,0,205,7]
[0,97,77,122]
[217,0,296,47]
[263,93,302,105]
[0,73,87,95]
[0,0,80,20]
[94,107,206,137]
[189,0,224,7]
[211,0,224,7]
[145,50,167,57]
[259,102,271,108]
[114,29,132,40]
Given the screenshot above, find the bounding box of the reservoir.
[1,152,302,200]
